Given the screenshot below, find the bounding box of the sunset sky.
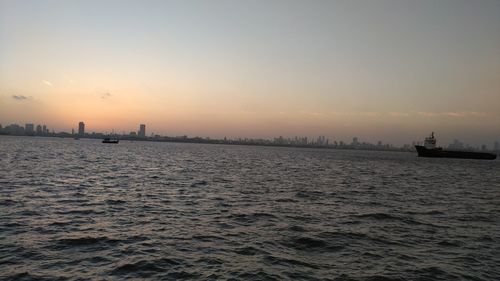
[1,0,499,145]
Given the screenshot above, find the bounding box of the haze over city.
[1,0,499,146]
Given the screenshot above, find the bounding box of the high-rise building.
[78,122,85,136]
[42,125,47,134]
[25,123,34,135]
[36,124,42,135]
[138,124,146,138]
[352,137,359,146]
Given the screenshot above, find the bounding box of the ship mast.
[424,132,436,149]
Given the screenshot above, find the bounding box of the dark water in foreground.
[1,136,499,280]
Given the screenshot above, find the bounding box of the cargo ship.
[415,132,496,160]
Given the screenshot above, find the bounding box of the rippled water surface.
[1,135,499,280]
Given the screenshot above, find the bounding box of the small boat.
[102,138,119,144]
[415,132,496,160]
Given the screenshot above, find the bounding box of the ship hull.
[415,146,496,160]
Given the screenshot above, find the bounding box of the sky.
[1,0,499,146]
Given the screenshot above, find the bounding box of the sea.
[1,135,499,280]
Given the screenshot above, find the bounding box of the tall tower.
[25,123,34,135]
[78,122,85,136]
[138,124,146,138]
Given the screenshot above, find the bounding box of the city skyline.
[1,116,500,148]
[1,0,499,145]
[1,120,499,151]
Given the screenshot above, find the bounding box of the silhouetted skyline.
[1,120,499,153]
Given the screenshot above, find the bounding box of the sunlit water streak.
[1,136,499,280]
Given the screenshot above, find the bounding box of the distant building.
[494,141,499,151]
[42,125,47,134]
[5,124,25,135]
[316,136,326,145]
[36,124,42,135]
[138,124,146,138]
[78,122,85,136]
[25,123,34,135]
[448,139,464,150]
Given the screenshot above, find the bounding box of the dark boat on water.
[102,138,119,144]
[415,133,496,160]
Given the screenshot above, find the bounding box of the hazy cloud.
[101,92,112,99]
[309,112,323,116]
[417,111,487,117]
[389,112,410,117]
[12,95,30,101]
[329,111,380,117]
[417,111,439,117]
[42,80,52,86]
[324,111,488,118]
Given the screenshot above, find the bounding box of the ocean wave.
[54,236,122,248]
[281,236,344,252]
[264,254,320,269]
[0,272,67,281]
[234,245,269,256]
[229,212,279,224]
